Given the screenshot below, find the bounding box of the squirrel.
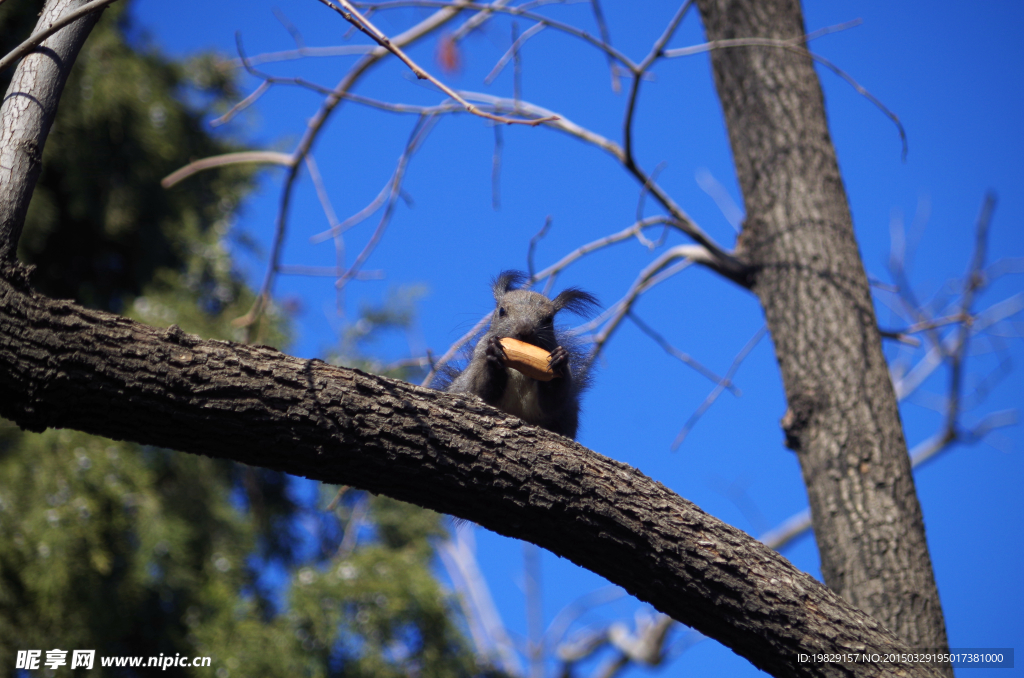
[443,271,599,439]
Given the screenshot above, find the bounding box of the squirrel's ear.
[492,270,529,301]
[552,288,600,317]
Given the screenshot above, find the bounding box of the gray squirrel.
[444,271,599,439]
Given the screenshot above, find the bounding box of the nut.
[499,337,556,381]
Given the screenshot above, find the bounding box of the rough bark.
[695,0,950,660]
[0,278,942,678]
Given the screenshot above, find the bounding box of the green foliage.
[290,496,478,678]
[191,494,487,678]
[0,428,255,673]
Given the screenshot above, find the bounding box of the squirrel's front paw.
[549,345,570,377]
[485,335,508,368]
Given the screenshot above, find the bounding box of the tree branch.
[0,278,942,678]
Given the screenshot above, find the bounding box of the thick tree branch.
[0,279,941,678]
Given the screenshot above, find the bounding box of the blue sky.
[132,0,1022,674]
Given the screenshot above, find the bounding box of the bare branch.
[318,0,557,126]
[671,324,768,450]
[438,528,523,676]
[485,21,545,85]
[224,44,376,70]
[335,115,441,290]
[304,154,341,233]
[663,28,907,160]
[585,244,712,365]
[622,0,694,166]
[589,0,622,92]
[211,79,272,127]
[945,194,996,437]
[627,312,739,394]
[445,90,747,280]
[160,151,293,188]
[695,168,743,233]
[491,124,504,209]
[310,117,436,247]
[235,2,475,332]
[356,0,640,70]
[527,216,553,280]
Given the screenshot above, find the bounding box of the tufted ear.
[552,287,600,317]
[492,270,529,301]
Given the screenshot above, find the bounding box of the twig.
[663,27,907,160]
[584,244,712,367]
[546,586,625,649]
[491,124,504,210]
[628,312,739,393]
[234,2,475,333]
[485,21,545,85]
[437,529,523,676]
[461,91,625,159]
[589,0,621,93]
[335,492,369,558]
[878,328,922,347]
[420,312,491,387]
[224,44,375,70]
[304,154,341,236]
[524,542,544,678]
[161,151,293,188]
[671,324,767,449]
[622,0,693,167]
[635,162,667,226]
[212,80,272,127]
[318,0,557,126]
[453,91,746,280]
[527,216,553,280]
[695,168,743,233]
[447,0,515,42]
[356,0,639,70]
[945,194,996,438]
[336,115,440,290]
[273,7,306,48]
[310,118,436,246]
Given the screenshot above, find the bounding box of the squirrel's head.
[489,270,599,348]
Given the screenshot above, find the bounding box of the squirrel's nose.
[513,322,535,341]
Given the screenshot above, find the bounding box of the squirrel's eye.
[498,307,506,317]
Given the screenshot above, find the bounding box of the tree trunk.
[696,0,950,659]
